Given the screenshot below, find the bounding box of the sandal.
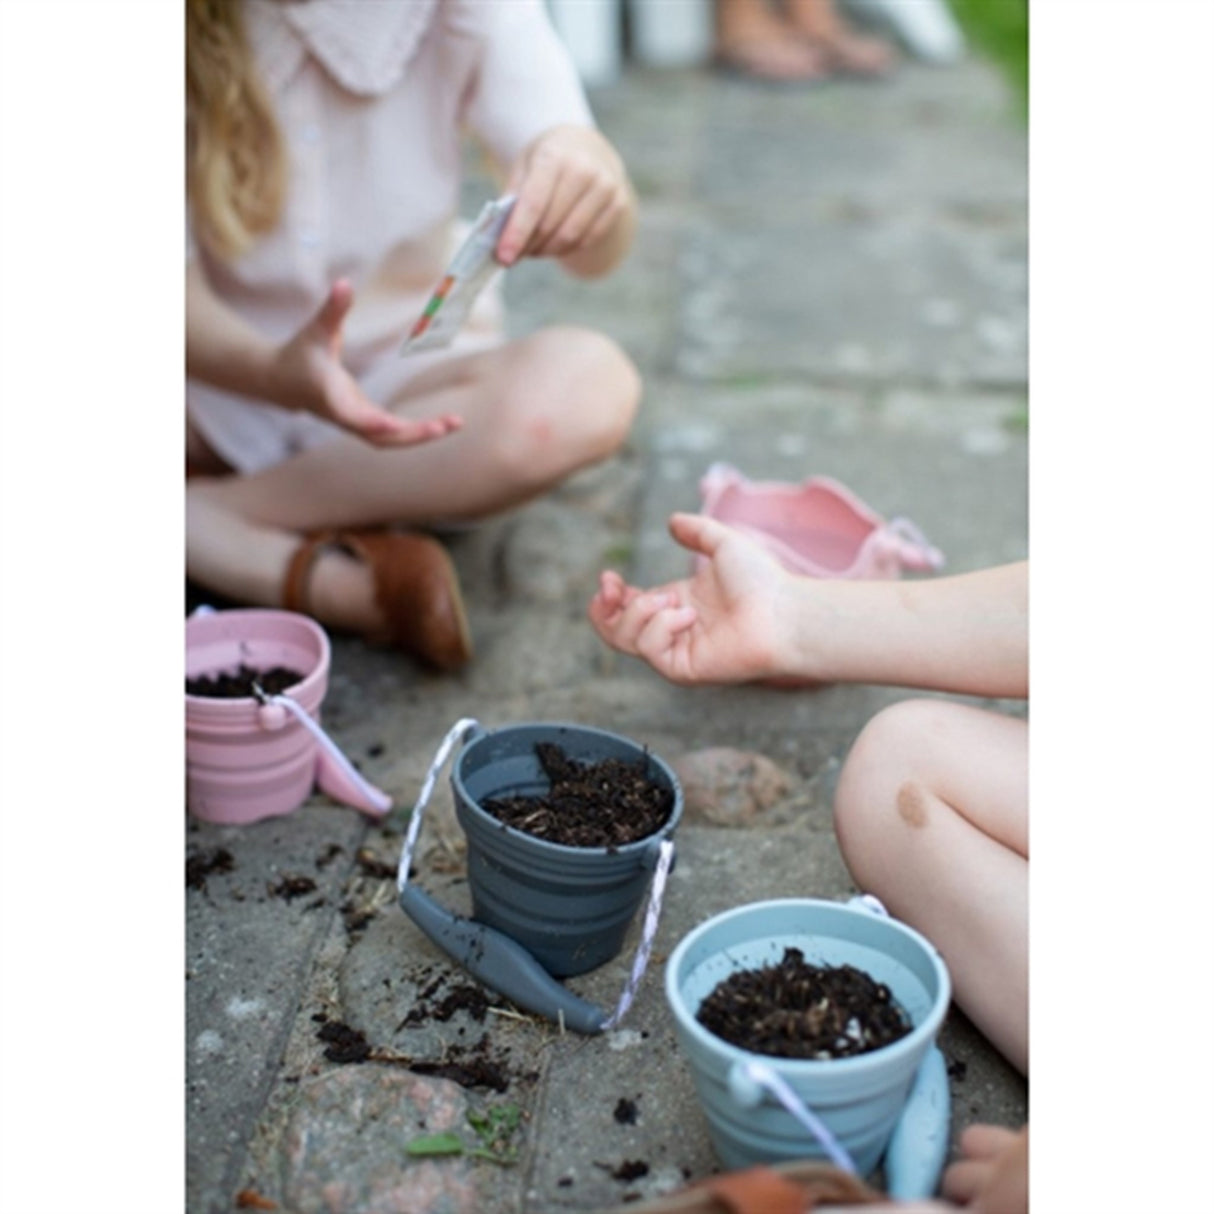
[284,528,473,672]
[601,1159,883,1213]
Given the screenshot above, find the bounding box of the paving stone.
[186,807,368,1213]
[278,1068,478,1214]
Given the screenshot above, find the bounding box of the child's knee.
[497,327,640,473]
[833,699,943,862]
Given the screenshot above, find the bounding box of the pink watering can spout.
[250,680,392,817]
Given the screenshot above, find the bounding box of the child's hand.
[818,1124,1027,1213]
[588,513,793,685]
[941,1124,1028,1213]
[272,280,463,448]
[496,125,634,270]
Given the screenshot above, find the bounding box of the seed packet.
[399,195,516,355]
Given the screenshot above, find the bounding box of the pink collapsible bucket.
[185,609,330,825]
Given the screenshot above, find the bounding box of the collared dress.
[187,0,595,474]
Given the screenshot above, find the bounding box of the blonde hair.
[186,0,286,259]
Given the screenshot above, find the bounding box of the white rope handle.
[737,1058,858,1174]
[601,837,675,1030]
[267,694,391,815]
[398,717,480,894]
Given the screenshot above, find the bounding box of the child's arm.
[785,559,1028,698]
[186,262,462,448]
[589,513,1027,699]
[448,2,636,279]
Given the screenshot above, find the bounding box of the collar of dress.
[244,0,440,97]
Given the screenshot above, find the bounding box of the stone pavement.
[186,54,1028,1214]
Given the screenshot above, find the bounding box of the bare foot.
[715,0,829,83]
[785,0,897,77]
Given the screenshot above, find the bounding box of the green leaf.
[462,1103,523,1165]
[468,1104,521,1142]
[467,1146,518,1167]
[404,1132,465,1158]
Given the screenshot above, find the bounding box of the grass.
[948,0,1029,116]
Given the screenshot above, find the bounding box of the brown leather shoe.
[284,528,473,672]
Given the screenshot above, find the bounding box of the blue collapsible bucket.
[665,898,951,1186]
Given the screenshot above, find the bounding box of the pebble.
[672,748,793,826]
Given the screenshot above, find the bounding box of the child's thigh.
[385,326,640,431]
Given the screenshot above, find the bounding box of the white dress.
[187,0,595,473]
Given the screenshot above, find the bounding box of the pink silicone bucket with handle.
[185,609,330,825]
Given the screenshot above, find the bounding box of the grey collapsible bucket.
[665,898,951,1193]
[451,722,683,977]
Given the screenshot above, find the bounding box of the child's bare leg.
[186,326,640,630]
[833,699,1028,1074]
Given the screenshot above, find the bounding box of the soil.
[354,848,396,880]
[186,663,305,698]
[598,1160,650,1182]
[267,874,318,901]
[315,1018,373,1065]
[340,901,377,936]
[479,742,673,848]
[696,947,911,1061]
[396,979,490,1030]
[410,1037,511,1093]
[311,976,517,1092]
[186,847,234,890]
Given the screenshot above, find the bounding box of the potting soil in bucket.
[185,608,329,824]
[665,898,951,1191]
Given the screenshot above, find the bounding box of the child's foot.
[715,3,829,84]
[785,0,898,78]
[812,30,897,77]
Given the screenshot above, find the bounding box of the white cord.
[601,838,675,1030]
[398,717,480,894]
[741,1059,858,1174]
[268,694,391,814]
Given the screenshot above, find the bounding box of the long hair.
[186,0,286,259]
